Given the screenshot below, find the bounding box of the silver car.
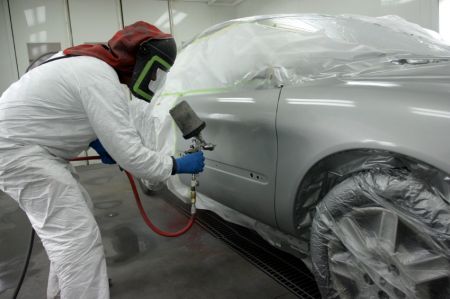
[140,14,450,299]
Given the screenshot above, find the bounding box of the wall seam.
[64,0,74,46]
[6,0,19,78]
[168,0,174,35]
[118,0,125,28]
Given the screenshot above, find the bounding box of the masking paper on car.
[130,15,450,296]
[141,13,450,158]
[161,13,450,96]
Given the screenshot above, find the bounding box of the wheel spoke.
[397,251,450,284]
[329,251,362,299]
[330,251,358,280]
[338,217,370,254]
[378,210,398,253]
[329,206,450,299]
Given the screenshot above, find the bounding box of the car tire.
[310,169,450,299]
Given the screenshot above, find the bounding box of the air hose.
[124,170,195,236]
[12,155,195,298]
[71,155,197,237]
[11,229,34,299]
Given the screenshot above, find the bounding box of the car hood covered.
[133,14,450,158]
[164,14,450,94]
[131,14,450,184]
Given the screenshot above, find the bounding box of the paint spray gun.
[169,101,215,214]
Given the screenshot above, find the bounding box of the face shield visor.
[129,38,177,102]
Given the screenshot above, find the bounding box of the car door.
[175,87,281,227]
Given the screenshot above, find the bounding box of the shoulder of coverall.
[56,55,123,89]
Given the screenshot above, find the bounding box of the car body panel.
[145,15,450,296]
[276,69,450,235]
[143,14,450,259]
[175,88,281,227]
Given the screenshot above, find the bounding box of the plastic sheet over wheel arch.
[306,152,450,298]
[129,14,450,297]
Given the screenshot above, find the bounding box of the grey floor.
[0,164,297,299]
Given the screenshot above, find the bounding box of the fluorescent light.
[217,97,255,103]
[38,31,47,42]
[274,18,319,33]
[36,6,46,24]
[286,99,355,107]
[172,12,187,26]
[381,0,415,5]
[154,12,169,28]
[362,139,396,147]
[24,9,35,27]
[346,81,399,87]
[209,113,239,121]
[440,0,450,43]
[411,107,450,118]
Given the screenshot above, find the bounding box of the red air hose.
[71,155,195,237]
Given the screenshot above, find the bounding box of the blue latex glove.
[174,151,205,174]
[89,139,116,165]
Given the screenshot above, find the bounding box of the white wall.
[121,0,235,48]
[122,0,171,33]
[68,0,124,164]
[236,0,439,31]
[0,1,18,93]
[68,0,122,44]
[8,0,71,75]
[170,1,235,47]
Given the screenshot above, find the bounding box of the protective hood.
[63,21,172,85]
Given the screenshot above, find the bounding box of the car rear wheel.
[310,170,450,299]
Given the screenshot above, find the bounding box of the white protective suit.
[0,55,173,298]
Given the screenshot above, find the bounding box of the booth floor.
[0,164,298,299]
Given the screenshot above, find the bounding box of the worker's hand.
[174,151,205,174]
[89,139,116,165]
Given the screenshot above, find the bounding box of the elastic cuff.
[171,156,177,175]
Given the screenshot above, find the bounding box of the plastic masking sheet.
[129,14,450,298]
[307,151,450,298]
[136,13,450,169]
[162,13,450,95]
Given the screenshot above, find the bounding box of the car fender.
[275,77,450,236]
